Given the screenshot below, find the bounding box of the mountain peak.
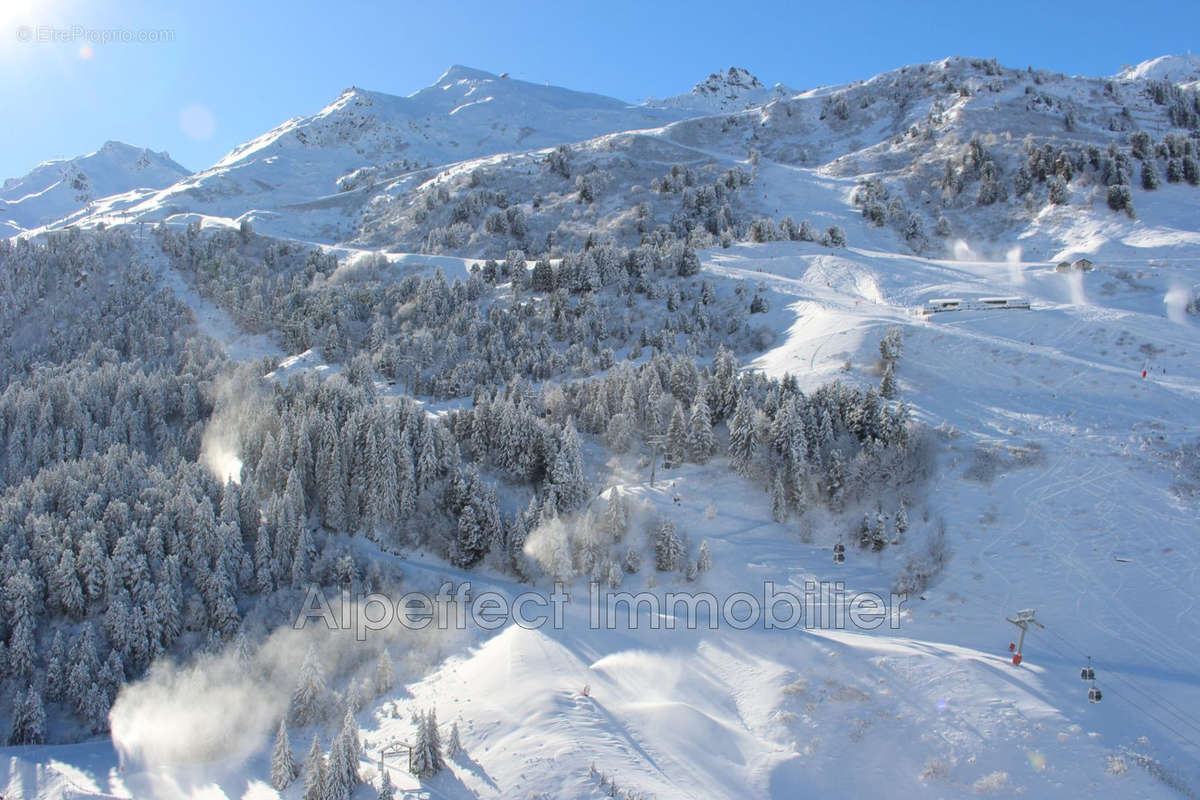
[435,64,500,86]
[1,142,189,233]
[1116,53,1200,87]
[649,66,792,112]
[693,66,764,96]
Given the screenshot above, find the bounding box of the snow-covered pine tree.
[880,361,898,400]
[8,687,45,745]
[374,648,394,695]
[727,395,758,477]
[254,524,274,593]
[335,705,362,788]
[378,768,396,800]
[665,402,687,468]
[771,473,789,523]
[645,377,665,435]
[425,708,444,771]
[54,548,86,618]
[447,720,463,758]
[416,423,439,491]
[687,391,715,464]
[697,540,713,572]
[451,504,488,568]
[1142,160,1161,191]
[291,525,316,588]
[550,420,589,512]
[290,645,325,726]
[302,735,326,800]
[826,450,846,509]
[324,742,349,800]
[44,630,68,702]
[506,510,531,578]
[411,707,444,778]
[600,489,628,542]
[271,719,298,790]
[653,519,684,572]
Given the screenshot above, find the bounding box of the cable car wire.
[1039,627,1200,740]
[1027,629,1200,752]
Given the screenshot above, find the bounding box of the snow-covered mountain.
[54,55,1200,256]
[66,66,699,240]
[4,54,1200,800]
[0,141,189,235]
[650,66,797,112]
[1117,53,1200,89]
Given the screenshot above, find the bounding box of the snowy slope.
[65,67,700,241]
[4,54,1200,800]
[345,192,1200,798]
[0,141,190,235]
[1117,54,1200,89]
[48,55,1200,255]
[8,172,1200,800]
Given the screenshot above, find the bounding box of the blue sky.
[1,0,1197,178]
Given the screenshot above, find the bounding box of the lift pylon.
[1005,609,1043,666]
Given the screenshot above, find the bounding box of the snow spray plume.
[109,643,288,770]
[198,365,265,484]
[1067,270,1087,306]
[1005,246,1025,286]
[523,515,574,580]
[1164,282,1190,325]
[952,239,978,261]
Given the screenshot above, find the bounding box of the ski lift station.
[921,296,1031,315]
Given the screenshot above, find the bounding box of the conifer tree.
[291,525,316,588]
[451,505,487,568]
[654,519,684,572]
[1142,159,1161,191]
[302,735,326,800]
[374,648,394,696]
[411,707,444,778]
[665,402,688,468]
[550,420,589,512]
[290,645,325,726]
[687,392,715,464]
[600,489,628,542]
[45,630,68,702]
[771,473,790,523]
[8,687,45,745]
[880,361,898,400]
[335,705,362,788]
[271,719,298,790]
[378,768,396,800]
[727,395,758,476]
[254,524,274,593]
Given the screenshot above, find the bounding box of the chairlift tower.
[1005,608,1043,666]
[645,434,667,487]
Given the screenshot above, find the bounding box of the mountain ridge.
[0,140,189,236]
